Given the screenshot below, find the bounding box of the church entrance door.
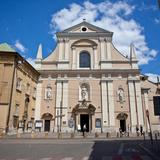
[44,120,50,132]
[120,119,126,132]
[80,114,89,132]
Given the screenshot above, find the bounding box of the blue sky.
[0,0,160,82]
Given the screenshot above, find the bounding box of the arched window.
[79,51,90,68]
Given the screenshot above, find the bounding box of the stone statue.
[117,88,124,102]
[46,87,52,99]
[81,86,88,100]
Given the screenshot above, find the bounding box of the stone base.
[102,126,116,133]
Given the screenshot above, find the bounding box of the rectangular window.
[16,78,22,91]
[33,87,36,98]
[14,104,19,116]
[26,83,30,95]
[153,96,160,116]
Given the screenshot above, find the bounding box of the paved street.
[0,139,157,160]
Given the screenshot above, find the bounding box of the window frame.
[79,51,91,68]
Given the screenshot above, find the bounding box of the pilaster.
[107,80,115,126]
[72,47,76,69]
[58,38,64,60]
[61,80,69,132]
[128,80,137,132]
[135,81,144,126]
[101,80,108,127]
[93,46,98,69]
[55,81,62,132]
[64,38,69,60]
[35,82,42,121]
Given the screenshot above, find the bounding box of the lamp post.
[146,109,153,144]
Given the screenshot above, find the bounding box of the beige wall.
[0,52,39,133]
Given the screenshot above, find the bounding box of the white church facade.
[34,21,160,134]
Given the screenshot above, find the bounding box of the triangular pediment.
[61,21,112,34]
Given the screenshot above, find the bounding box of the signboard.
[35,120,43,128]
[18,121,24,128]
[68,118,74,128]
[153,96,160,115]
[95,118,101,128]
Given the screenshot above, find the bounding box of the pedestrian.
[136,125,139,136]
[119,127,122,137]
[140,125,143,136]
[77,124,81,132]
[83,124,86,137]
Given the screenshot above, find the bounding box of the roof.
[0,43,16,52]
[62,21,112,33]
[56,21,113,38]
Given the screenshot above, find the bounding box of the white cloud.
[155,18,160,24]
[145,73,160,83]
[50,0,158,65]
[14,40,27,53]
[26,57,36,68]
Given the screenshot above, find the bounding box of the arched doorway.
[72,101,96,132]
[41,113,53,132]
[117,113,128,132]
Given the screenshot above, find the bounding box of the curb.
[139,143,159,160]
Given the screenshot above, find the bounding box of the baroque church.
[34,21,160,134]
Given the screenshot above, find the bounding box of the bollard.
[106,132,110,138]
[31,132,35,138]
[117,132,119,138]
[143,132,145,140]
[45,132,48,138]
[95,132,99,138]
[17,133,21,138]
[58,133,62,139]
[70,133,74,139]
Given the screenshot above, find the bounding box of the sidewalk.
[1,132,150,140]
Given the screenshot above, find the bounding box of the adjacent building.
[0,43,39,134]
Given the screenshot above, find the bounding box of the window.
[14,104,19,116]
[79,52,90,68]
[33,87,36,98]
[26,83,30,95]
[16,78,22,91]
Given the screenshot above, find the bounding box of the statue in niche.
[117,88,124,102]
[46,87,52,99]
[81,85,88,100]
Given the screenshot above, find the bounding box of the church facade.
[35,21,160,134]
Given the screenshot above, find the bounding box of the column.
[99,38,106,61]
[106,42,112,60]
[62,80,68,131]
[72,47,76,69]
[55,81,62,132]
[93,46,98,69]
[107,80,115,126]
[135,81,144,126]
[64,38,69,60]
[101,80,109,130]
[143,90,149,131]
[58,38,64,60]
[128,80,137,132]
[35,82,42,121]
